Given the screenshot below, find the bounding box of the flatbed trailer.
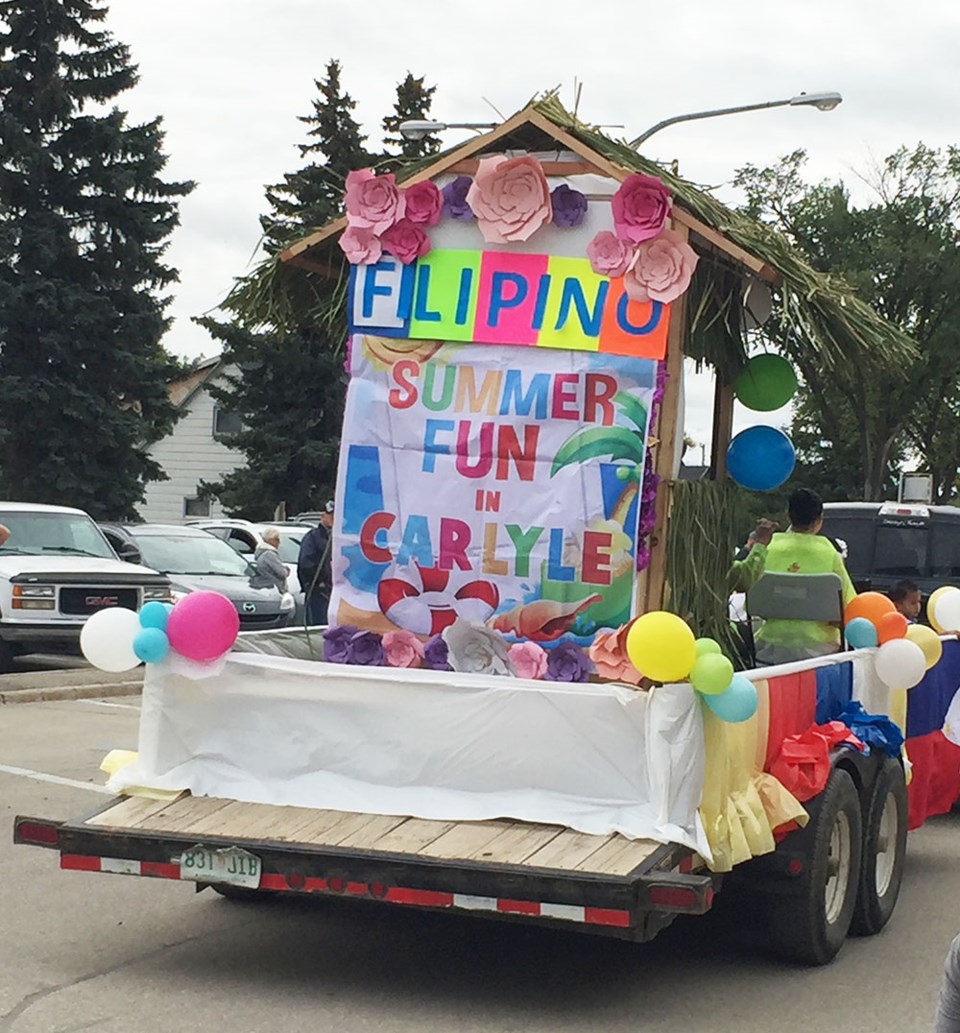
[16,793,714,943]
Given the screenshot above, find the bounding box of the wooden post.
[709,379,735,480]
[639,230,689,614]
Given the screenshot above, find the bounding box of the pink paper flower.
[403,181,442,226]
[380,218,431,265]
[345,168,405,235]
[466,155,552,243]
[338,225,383,265]
[382,629,425,669]
[588,625,643,685]
[611,174,672,244]
[624,229,699,304]
[587,230,634,278]
[508,641,547,680]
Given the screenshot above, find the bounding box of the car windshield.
[134,533,252,576]
[0,511,116,559]
[275,530,305,564]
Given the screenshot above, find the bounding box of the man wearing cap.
[297,500,335,625]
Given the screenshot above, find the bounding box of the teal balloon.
[704,674,759,723]
[845,617,879,649]
[139,600,170,631]
[133,627,170,664]
[734,354,798,412]
[727,426,796,492]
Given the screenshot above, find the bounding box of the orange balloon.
[876,611,908,644]
[844,591,897,627]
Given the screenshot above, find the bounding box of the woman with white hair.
[250,527,288,594]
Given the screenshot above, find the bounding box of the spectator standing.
[297,500,335,626]
[250,527,288,594]
[935,934,960,1032]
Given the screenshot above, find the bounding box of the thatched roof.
[226,95,915,376]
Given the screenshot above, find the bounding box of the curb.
[0,682,142,705]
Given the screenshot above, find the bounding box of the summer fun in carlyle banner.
[330,335,655,645]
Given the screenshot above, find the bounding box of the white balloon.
[79,608,142,672]
[875,638,927,690]
[934,588,960,633]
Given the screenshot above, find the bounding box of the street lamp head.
[398,119,499,141]
[789,91,843,112]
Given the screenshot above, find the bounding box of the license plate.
[180,845,262,889]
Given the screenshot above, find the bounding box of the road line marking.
[0,762,114,794]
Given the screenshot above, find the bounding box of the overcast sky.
[102,0,959,452]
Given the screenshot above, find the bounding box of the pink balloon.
[166,591,240,662]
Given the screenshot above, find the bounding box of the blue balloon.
[845,616,879,649]
[726,426,796,492]
[704,673,759,723]
[133,627,170,664]
[139,600,170,631]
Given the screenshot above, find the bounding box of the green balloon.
[690,653,735,696]
[734,354,798,412]
[694,637,722,657]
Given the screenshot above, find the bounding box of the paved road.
[2,697,958,1033]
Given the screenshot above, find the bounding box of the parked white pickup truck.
[0,502,171,671]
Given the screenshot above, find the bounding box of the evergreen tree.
[382,72,441,161]
[203,63,438,517]
[0,0,193,519]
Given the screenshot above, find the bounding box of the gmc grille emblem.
[242,602,256,614]
[86,595,119,607]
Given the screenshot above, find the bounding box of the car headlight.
[143,586,173,603]
[12,584,55,610]
[170,588,190,603]
[280,592,295,612]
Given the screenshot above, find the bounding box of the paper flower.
[403,181,443,226]
[380,218,431,265]
[624,228,699,303]
[586,230,634,278]
[545,642,592,683]
[442,618,512,676]
[508,641,548,680]
[378,217,429,264]
[611,174,672,244]
[323,624,358,664]
[345,169,405,235]
[466,155,552,243]
[441,175,474,220]
[589,625,642,685]
[550,184,588,228]
[338,225,383,265]
[346,629,386,666]
[423,633,453,671]
[382,629,425,668]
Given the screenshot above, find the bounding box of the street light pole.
[629,91,842,148]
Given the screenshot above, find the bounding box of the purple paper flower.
[545,642,592,683]
[323,624,357,664]
[634,543,651,572]
[550,184,588,228]
[441,176,474,220]
[423,633,453,671]
[347,629,385,666]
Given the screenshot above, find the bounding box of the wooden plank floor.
[87,794,660,876]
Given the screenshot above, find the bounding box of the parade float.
[17,98,960,967]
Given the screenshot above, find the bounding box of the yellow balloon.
[905,623,943,670]
[927,586,959,634]
[626,611,697,683]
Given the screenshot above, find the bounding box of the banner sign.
[349,249,670,360]
[331,336,655,644]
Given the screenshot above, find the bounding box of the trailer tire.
[0,635,16,674]
[850,757,907,936]
[768,768,862,965]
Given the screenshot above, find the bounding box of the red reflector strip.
[584,907,631,928]
[497,898,541,916]
[141,860,180,880]
[61,854,102,872]
[385,887,455,908]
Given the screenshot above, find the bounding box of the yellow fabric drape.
[699,680,809,872]
[99,749,182,801]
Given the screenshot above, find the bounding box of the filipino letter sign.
[330,336,655,644]
[349,249,671,360]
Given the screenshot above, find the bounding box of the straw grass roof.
[226,95,915,375]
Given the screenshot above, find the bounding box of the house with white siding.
[138,356,245,523]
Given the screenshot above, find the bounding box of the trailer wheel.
[850,757,907,936]
[768,768,862,965]
[0,636,16,674]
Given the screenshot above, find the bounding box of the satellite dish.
[742,278,772,330]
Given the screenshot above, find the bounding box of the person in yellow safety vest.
[740,487,856,666]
